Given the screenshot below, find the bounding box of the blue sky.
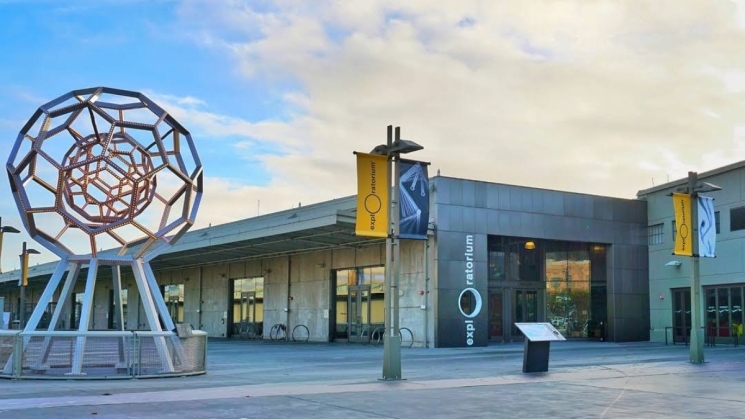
[0,1,299,267]
[0,1,291,186]
[2,0,745,268]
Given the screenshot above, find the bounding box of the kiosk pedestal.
[515,322,566,373]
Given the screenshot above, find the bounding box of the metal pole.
[424,240,429,348]
[0,231,4,274]
[688,171,704,363]
[0,217,4,275]
[382,125,402,380]
[19,242,27,330]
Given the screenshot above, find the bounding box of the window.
[648,223,664,245]
[671,220,677,240]
[730,207,745,231]
[715,211,720,234]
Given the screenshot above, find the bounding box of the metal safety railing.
[0,329,207,380]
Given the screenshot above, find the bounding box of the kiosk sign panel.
[515,323,566,342]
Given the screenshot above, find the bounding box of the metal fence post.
[134,332,140,378]
[13,332,23,379]
[200,335,205,372]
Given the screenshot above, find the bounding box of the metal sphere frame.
[7,86,203,260]
[4,87,204,376]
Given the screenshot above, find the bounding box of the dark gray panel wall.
[433,177,649,345]
[434,231,489,347]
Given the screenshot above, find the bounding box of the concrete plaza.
[0,339,743,418]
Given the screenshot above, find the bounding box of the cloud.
[169,0,745,203]
[9,0,745,269]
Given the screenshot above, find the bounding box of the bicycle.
[292,324,309,342]
[270,323,287,341]
[371,326,414,348]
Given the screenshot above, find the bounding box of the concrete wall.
[2,241,430,347]
[433,176,649,345]
[641,166,745,343]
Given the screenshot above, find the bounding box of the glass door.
[489,290,503,341]
[672,288,691,343]
[512,289,538,337]
[240,292,257,324]
[163,284,184,323]
[348,285,371,343]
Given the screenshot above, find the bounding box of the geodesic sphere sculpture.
[6,87,203,259]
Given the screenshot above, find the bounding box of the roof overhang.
[0,196,386,286]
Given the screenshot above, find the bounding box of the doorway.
[238,292,257,324]
[347,285,371,343]
[512,289,539,337]
[70,293,84,329]
[231,277,265,338]
[163,284,184,323]
[489,290,504,341]
[672,288,691,344]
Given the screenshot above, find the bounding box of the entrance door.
[239,292,257,323]
[512,289,539,337]
[672,288,691,343]
[489,290,503,341]
[348,285,371,343]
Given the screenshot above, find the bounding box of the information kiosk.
[514,322,566,373]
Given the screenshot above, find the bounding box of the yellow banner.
[673,193,692,256]
[21,252,29,286]
[355,153,389,238]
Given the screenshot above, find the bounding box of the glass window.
[718,288,730,337]
[488,236,541,282]
[488,249,505,281]
[706,288,717,337]
[715,211,721,234]
[545,241,591,338]
[648,223,664,245]
[233,277,264,323]
[164,284,184,323]
[460,291,475,315]
[671,220,677,239]
[120,289,128,330]
[732,287,743,334]
[333,267,385,339]
[730,206,745,231]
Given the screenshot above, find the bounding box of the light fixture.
[370,138,424,156]
[698,182,722,193]
[665,260,682,267]
[524,241,536,250]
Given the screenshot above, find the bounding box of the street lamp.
[19,241,40,330]
[677,171,721,364]
[371,125,423,380]
[0,217,21,274]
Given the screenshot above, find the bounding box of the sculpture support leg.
[3,260,70,374]
[71,259,99,375]
[23,260,69,333]
[39,262,80,368]
[131,259,174,373]
[112,265,127,368]
[143,262,186,366]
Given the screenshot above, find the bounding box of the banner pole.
[688,171,704,363]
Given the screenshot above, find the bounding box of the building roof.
[636,160,745,198]
[0,195,383,286]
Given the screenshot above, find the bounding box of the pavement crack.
[597,366,630,419]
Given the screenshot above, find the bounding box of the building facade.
[638,162,745,345]
[0,175,650,347]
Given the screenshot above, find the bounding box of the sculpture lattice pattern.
[6,87,203,258]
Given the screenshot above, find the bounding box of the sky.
[2,0,745,269]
